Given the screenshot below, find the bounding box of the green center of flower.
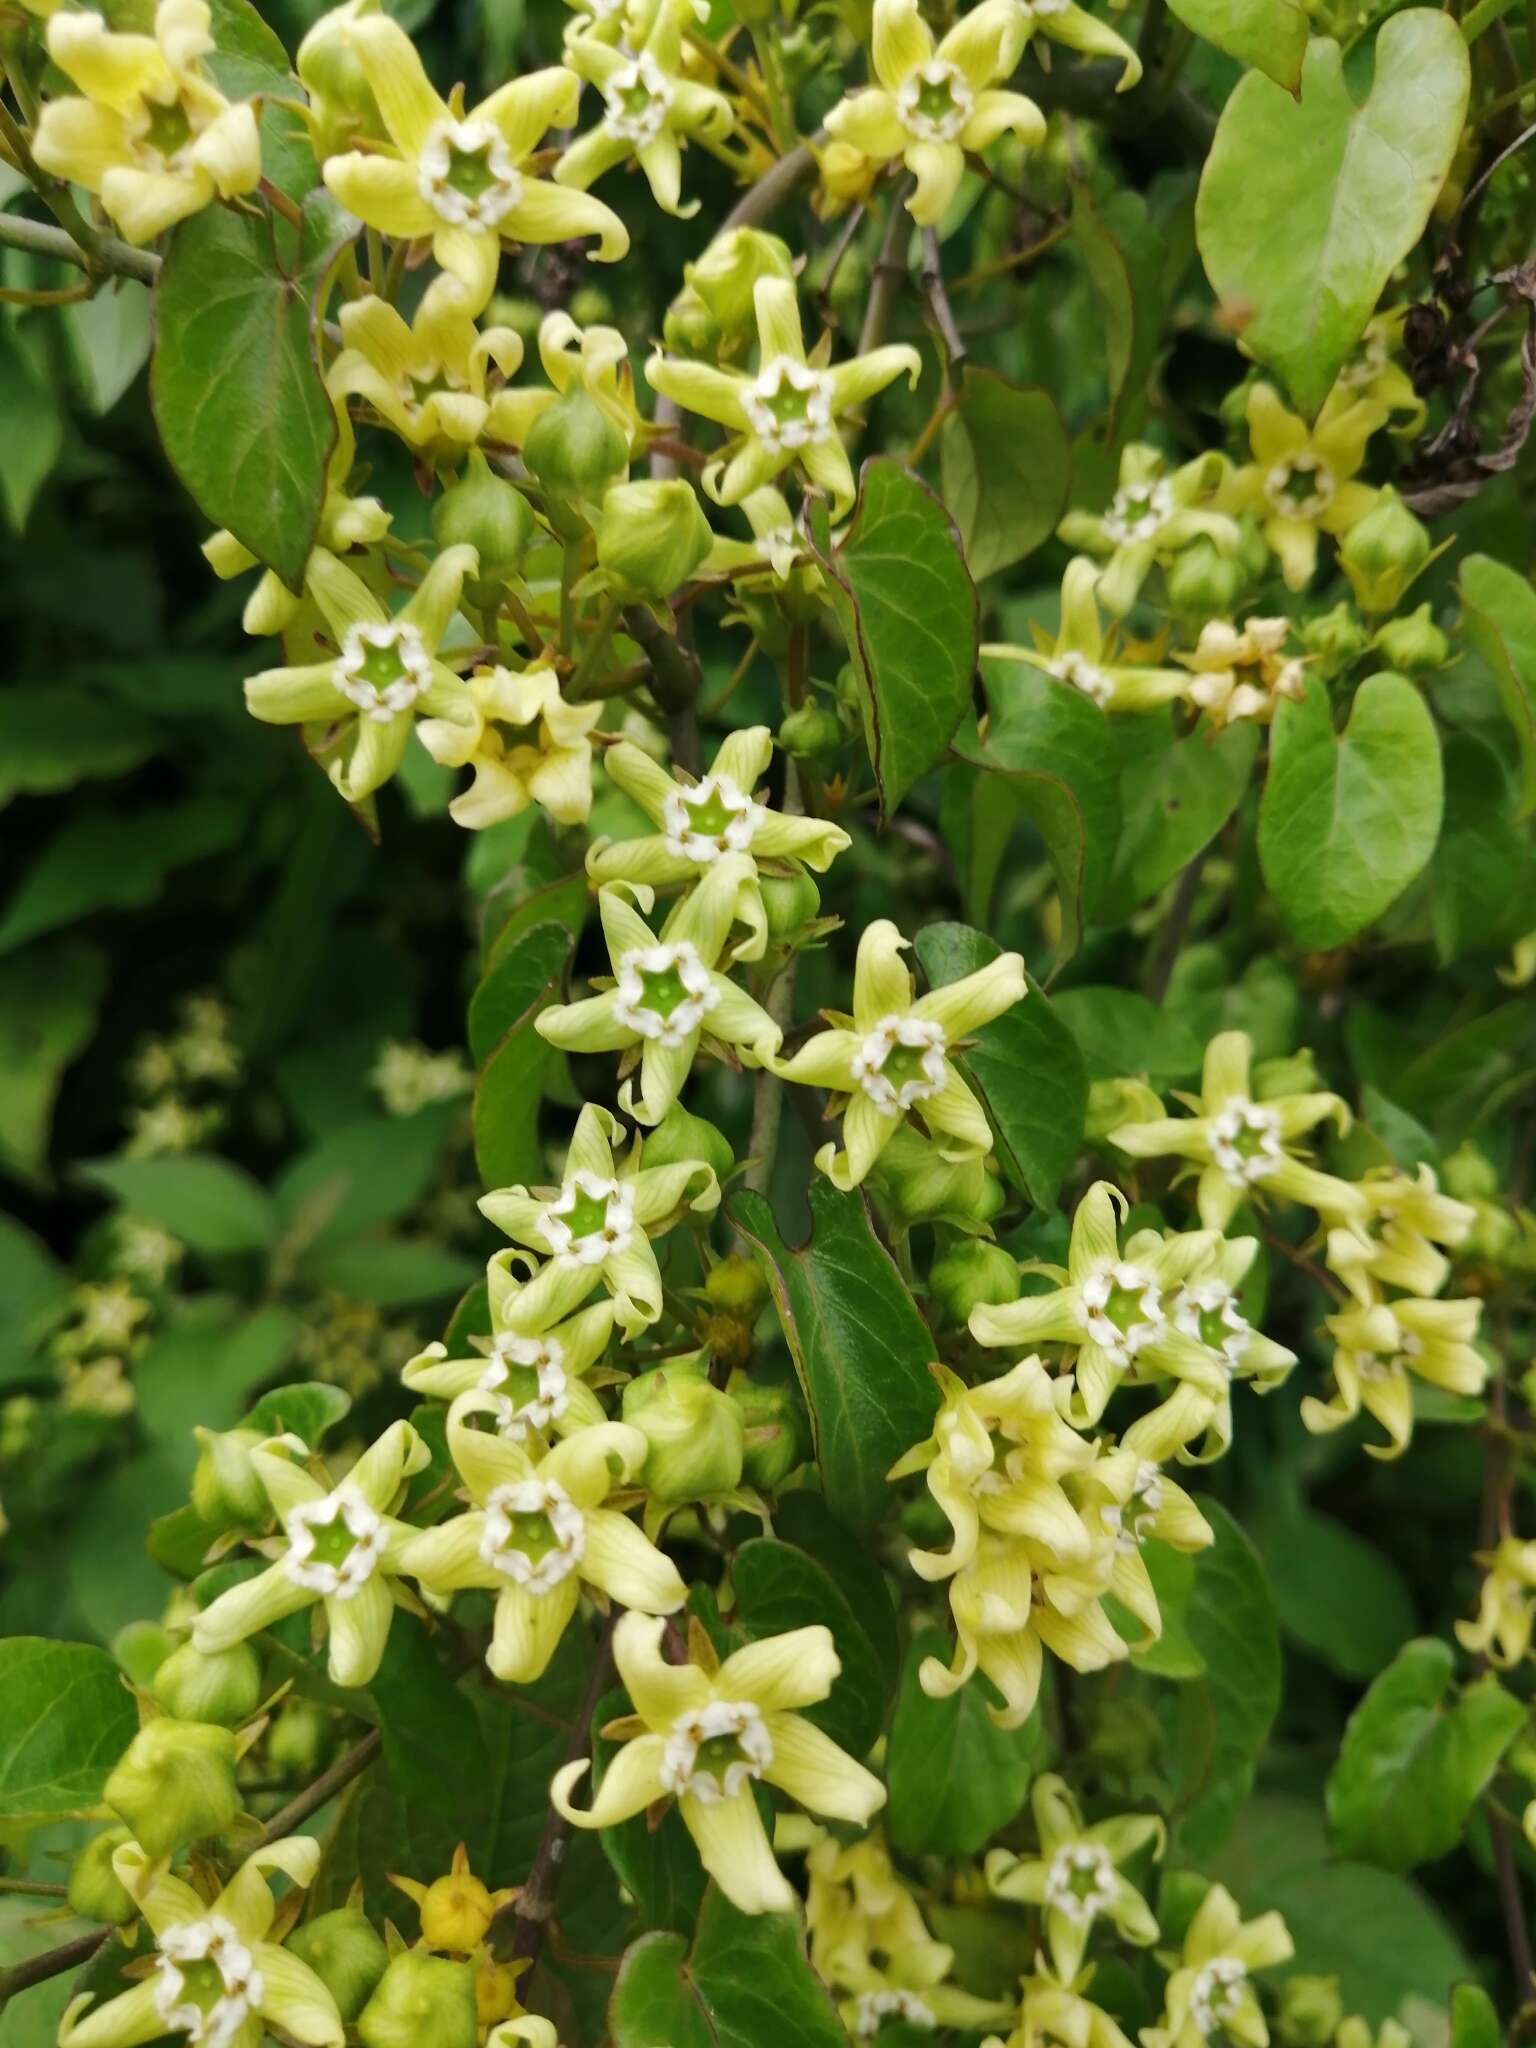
[497,1508,560,1560]
[684,786,736,839]
[882,1043,935,1093]
[143,97,193,158]
[615,79,654,121]
[303,1516,363,1569]
[639,963,691,1018]
[446,138,503,201]
[355,639,409,689]
[562,1188,611,1239]
[693,1732,752,1780]
[1103,1280,1155,1334]
[173,1960,228,2014]
[913,74,958,123]
[1197,1305,1233,1350]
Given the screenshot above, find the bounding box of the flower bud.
[622,1359,745,1501]
[414,1869,495,1953]
[1444,1141,1499,1202]
[1297,601,1370,681]
[358,1952,478,2048]
[1276,1977,1345,2048]
[1372,602,1448,674]
[727,1374,804,1489]
[1253,1050,1321,1098]
[1466,1199,1517,1265]
[642,1103,735,1184]
[269,1699,331,1776]
[777,704,843,766]
[287,1909,390,2022]
[663,285,720,358]
[297,0,385,158]
[928,1241,1020,1326]
[67,1826,137,1926]
[1339,487,1431,614]
[683,230,796,347]
[759,870,821,938]
[433,452,535,586]
[474,1955,522,2028]
[705,1253,769,1319]
[1088,1076,1165,1144]
[872,1126,1005,1233]
[1165,537,1249,623]
[595,480,713,600]
[191,1424,269,1530]
[105,1717,239,1859]
[523,390,628,505]
[151,1640,263,1727]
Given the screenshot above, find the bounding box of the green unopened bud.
[834,662,864,723]
[622,1360,745,1500]
[643,1103,734,1183]
[1166,536,1249,622]
[288,1909,390,2022]
[297,0,384,156]
[872,1126,1006,1233]
[1443,1141,1499,1202]
[663,285,721,357]
[1276,1976,1344,2048]
[433,451,534,586]
[358,1952,477,2048]
[523,390,627,505]
[1339,488,1431,614]
[1254,1050,1320,1098]
[269,1698,330,1776]
[1372,602,1448,674]
[1297,600,1369,669]
[683,230,796,345]
[759,870,820,938]
[928,1241,1020,1326]
[595,479,712,600]
[105,1718,239,1859]
[705,1254,769,1319]
[68,1826,137,1926]
[727,1373,804,1489]
[1466,1198,1517,1264]
[1088,1076,1165,1144]
[151,1640,263,1727]
[777,704,843,766]
[192,1424,269,1530]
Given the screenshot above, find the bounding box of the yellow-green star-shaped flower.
[982,557,1193,714]
[823,0,1046,225]
[535,858,782,1124]
[773,918,1024,1190]
[646,277,920,514]
[243,545,478,804]
[319,18,627,314]
[397,1395,685,1683]
[986,1774,1162,1982]
[551,1611,885,1915]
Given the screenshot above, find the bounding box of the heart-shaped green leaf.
[1196,14,1469,416]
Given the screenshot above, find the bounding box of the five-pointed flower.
[1141,1885,1293,2048]
[982,1968,1139,2048]
[397,1394,685,1682]
[646,276,920,514]
[1072,1447,1212,1638]
[1058,444,1238,617]
[1120,1235,1296,1463]
[822,0,1046,225]
[584,726,850,957]
[981,557,1193,714]
[551,1610,886,1914]
[1226,384,1388,592]
[1304,1293,1485,1458]
[403,1250,615,1439]
[986,1774,1162,1982]
[59,1836,342,2048]
[478,1102,719,1333]
[319,18,628,314]
[33,0,261,244]
[484,309,645,452]
[1324,1165,1474,1306]
[1175,617,1307,730]
[556,0,733,218]
[1456,1538,1536,1666]
[772,918,1024,1190]
[535,856,783,1125]
[418,664,602,829]
[1107,1031,1365,1233]
[889,1355,1096,1581]
[326,279,528,453]
[243,545,478,804]
[968,1182,1222,1428]
[192,1419,429,1687]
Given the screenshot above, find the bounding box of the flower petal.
[762,1711,885,1823]
[681,1787,797,1914]
[193,1561,313,1653]
[581,1508,688,1611]
[503,177,629,260]
[552,1734,669,1826]
[613,1610,712,1724]
[322,152,437,238]
[325,1572,395,1687]
[489,1577,581,1683]
[348,14,448,151]
[716,1623,840,1710]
